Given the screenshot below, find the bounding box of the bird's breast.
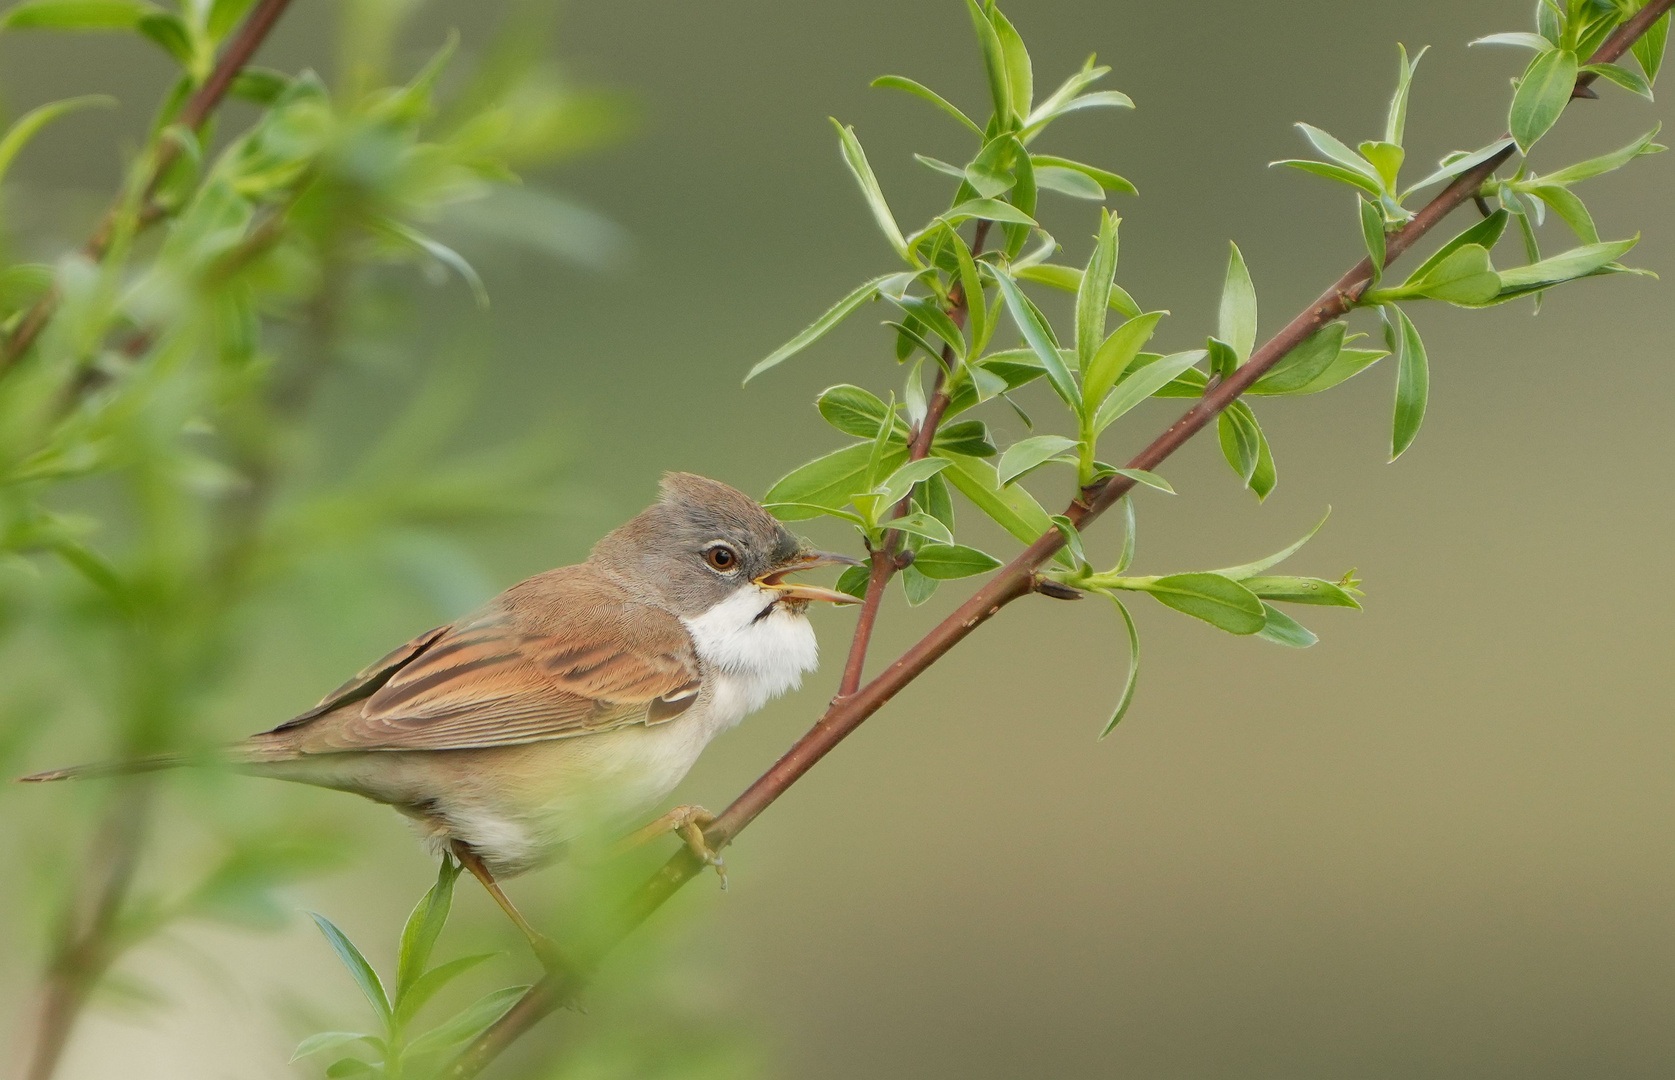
[682,586,820,725]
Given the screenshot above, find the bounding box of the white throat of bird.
[682,584,820,722]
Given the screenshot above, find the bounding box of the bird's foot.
[616,804,727,889]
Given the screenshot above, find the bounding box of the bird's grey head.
[591,473,857,618]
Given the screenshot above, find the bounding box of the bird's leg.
[449,841,570,972]
[613,804,727,889]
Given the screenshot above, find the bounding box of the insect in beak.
[755,550,863,605]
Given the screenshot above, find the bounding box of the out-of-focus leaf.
[228,66,291,106]
[1510,47,1578,153]
[292,1033,379,1063]
[206,0,256,40]
[0,94,114,185]
[443,186,629,270]
[403,986,529,1057]
[0,0,160,30]
[394,953,499,1028]
[396,857,460,998]
[1141,573,1266,635]
[745,275,890,383]
[135,10,191,64]
[870,75,982,134]
[325,1056,376,1077]
[382,222,489,308]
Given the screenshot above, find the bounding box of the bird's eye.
[703,544,739,572]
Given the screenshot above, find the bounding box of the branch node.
[1033,578,1082,601]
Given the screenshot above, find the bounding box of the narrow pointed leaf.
[1083,311,1164,413]
[394,954,500,1027]
[831,120,910,261]
[934,451,1053,544]
[994,270,1080,412]
[397,857,460,997]
[876,457,953,508]
[1075,210,1119,373]
[1389,306,1428,461]
[1275,159,1385,196]
[1359,199,1387,286]
[1250,322,1346,395]
[1405,210,1508,285]
[1256,604,1318,648]
[766,442,908,515]
[1528,183,1597,243]
[0,95,115,185]
[1540,124,1663,184]
[1218,242,1257,361]
[1510,47,1579,153]
[1029,154,1138,195]
[745,276,889,382]
[1097,594,1142,737]
[940,197,1037,228]
[990,6,1032,119]
[308,914,390,1022]
[1214,510,1332,580]
[911,544,1002,579]
[966,0,1012,125]
[997,434,1078,486]
[1493,236,1637,290]
[1385,43,1428,145]
[1112,468,1174,494]
[1404,138,1516,196]
[1142,574,1267,635]
[292,1033,378,1062]
[1632,7,1667,85]
[1093,350,1205,434]
[1243,576,1362,608]
[403,986,529,1057]
[870,75,982,134]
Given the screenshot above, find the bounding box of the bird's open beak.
[755,550,863,605]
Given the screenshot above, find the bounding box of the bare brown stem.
[448,6,1673,1073]
[0,0,297,374]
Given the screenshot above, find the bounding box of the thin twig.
[0,0,297,374]
[447,5,1673,1073]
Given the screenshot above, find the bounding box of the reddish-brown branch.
[447,6,1673,1073]
[0,0,297,373]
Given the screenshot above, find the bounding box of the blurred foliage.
[0,0,644,1074]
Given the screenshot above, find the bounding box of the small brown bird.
[22,473,857,959]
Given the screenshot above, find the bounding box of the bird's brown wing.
[259,583,702,755]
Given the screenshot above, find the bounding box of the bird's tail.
[18,752,200,783]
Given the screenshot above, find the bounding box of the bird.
[21,473,859,963]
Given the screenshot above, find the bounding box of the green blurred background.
[3,0,1672,1077]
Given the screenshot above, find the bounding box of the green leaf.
[1214,509,1331,580]
[911,544,1002,579]
[0,0,160,30]
[1027,56,1108,126]
[384,223,488,308]
[1632,6,1667,85]
[1388,306,1429,461]
[940,197,1038,228]
[0,94,114,186]
[1403,138,1517,196]
[964,135,1019,197]
[817,384,896,439]
[1034,165,1107,199]
[1471,31,1555,50]
[1075,210,1120,375]
[1083,310,1164,414]
[1528,183,1598,243]
[228,66,290,105]
[1218,242,1258,362]
[291,1033,377,1063]
[1404,210,1509,285]
[947,224,990,354]
[966,0,1012,126]
[1384,43,1428,146]
[1218,400,1276,500]
[1243,576,1362,608]
[1051,514,1087,568]
[206,0,256,39]
[1111,468,1174,494]
[933,451,1053,545]
[890,294,967,358]
[1583,61,1654,99]
[1097,595,1141,737]
[1029,154,1137,196]
[1539,124,1663,184]
[1093,350,1205,434]
[889,512,955,546]
[932,418,998,458]
[764,502,867,526]
[997,434,1078,486]
[325,1057,375,1077]
[1012,263,1142,316]
[403,986,529,1057]
[1410,244,1502,305]
[915,153,969,181]
[900,563,939,606]
[831,120,910,262]
[1358,140,1405,190]
[1359,199,1387,287]
[1256,604,1318,648]
[394,954,500,1028]
[994,270,1080,412]
[1261,347,1384,396]
[1493,236,1638,290]
[135,10,191,64]
[396,857,460,999]
[870,75,982,135]
[309,913,391,1023]
[1142,573,1267,635]
[836,562,871,599]
[1115,494,1137,574]
[1020,90,1134,141]
[1274,158,1385,197]
[766,442,908,516]
[1536,0,1563,46]
[876,457,953,508]
[1250,322,1346,395]
[1510,47,1579,153]
[1206,336,1239,381]
[745,276,889,383]
[1296,123,1382,183]
[990,6,1033,120]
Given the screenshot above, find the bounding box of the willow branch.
[836,218,992,697]
[0,0,297,374]
[447,6,1672,1073]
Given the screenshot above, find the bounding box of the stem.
[447,7,1673,1073]
[0,0,298,375]
[836,219,991,697]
